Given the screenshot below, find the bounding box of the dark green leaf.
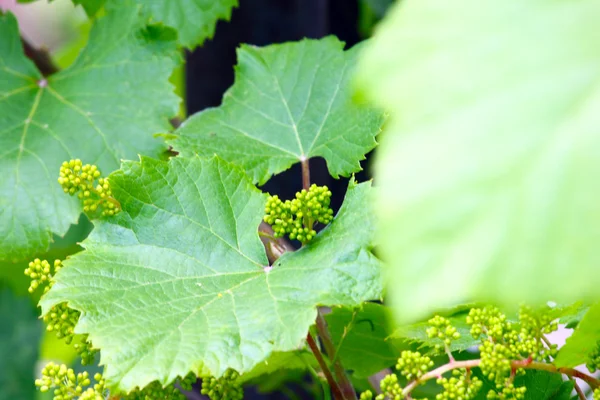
[0,3,179,261]
[0,288,43,400]
[326,303,404,377]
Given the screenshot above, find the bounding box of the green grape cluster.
[486,383,527,400]
[264,184,333,243]
[35,362,105,400]
[436,369,482,400]
[25,258,97,365]
[58,159,121,217]
[467,306,560,399]
[427,315,461,348]
[396,351,434,380]
[124,376,193,400]
[24,258,62,293]
[594,388,600,399]
[200,369,243,400]
[586,341,600,372]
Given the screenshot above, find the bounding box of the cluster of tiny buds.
[396,351,434,380]
[587,341,600,372]
[436,369,482,400]
[58,159,120,217]
[35,362,105,400]
[125,374,194,400]
[201,369,243,400]
[427,315,461,347]
[264,184,333,244]
[25,258,98,365]
[24,258,62,294]
[486,383,527,400]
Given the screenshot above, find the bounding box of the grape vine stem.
[401,358,600,397]
[300,157,357,400]
[307,332,345,400]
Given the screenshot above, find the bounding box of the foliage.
[3,1,600,400]
[0,1,179,262]
[355,0,600,321]
[0,288,42,400]
[168,37,384,185]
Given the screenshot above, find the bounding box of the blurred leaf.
[355,0,600,321]
[0,288,42,400]
[555,302,600,368]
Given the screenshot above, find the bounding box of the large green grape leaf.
[169,37,384,185]
[0,4,179,262]
[40,156,382,391]
[0,288,43,400]
[354,0,600,321]
[555,302,600,368]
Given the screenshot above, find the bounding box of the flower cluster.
[264,184,333,244]
[36,362,195,400]
[125,373,195,400]
[25,258,97,365]
[24,258,62,294]
[58,159,120,217]
[587,341,600,372]
[35,362,105,400]
[436,369,482,400]
[427,315,461,349]
[396,351,434,380]
[201,369,243,400]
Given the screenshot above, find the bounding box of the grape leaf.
[514,370,572,400]
[0,4,179,262]
[555,302,600,368]
[239,350,317,385]
[391,310,477,355]
[354,0,600,321]
[58,0,237,47]
[40,156,382,391]
[0,288,43,400]
[326,303,405,377]
[143,0,237,48]
[169,36,384,185]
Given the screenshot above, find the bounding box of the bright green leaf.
[170,37,384,184]
[0,3,179,262]
[555,302,600,368]
[326,303,405,377]
[0,288,43,400]
[40,156,382,391]
[355,0,600,321]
